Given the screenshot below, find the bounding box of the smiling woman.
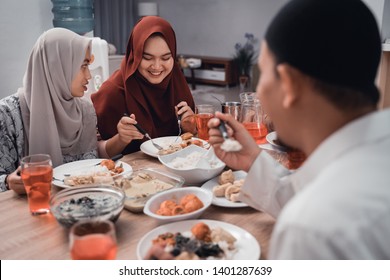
[91,16,197,158]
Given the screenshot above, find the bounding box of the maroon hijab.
[91,16,194,154]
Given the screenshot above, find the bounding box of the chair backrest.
[84,37,109,100]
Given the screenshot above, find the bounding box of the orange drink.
[21,154,53,215]
[69,220,117,260]
[195,104,215,141]
[70,234,117,260]
[242,122,268,144]
[239,98,268,144]
[195,113,214,140]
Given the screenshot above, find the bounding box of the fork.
[123,113,163,150]
[133,123,164,151]
[175,114,182,142]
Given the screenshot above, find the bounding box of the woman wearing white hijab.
[0,28,98,194]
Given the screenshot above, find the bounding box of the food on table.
[156,194,204,216]
[100,159,124,174]
[212,182,231,197]
[218,169,235,185]
[100,159,116,170]
[63,160,124,187]
[191,222,211,241]
[64,174,113,186]
[52,193,123,227]
[225,185,241,202]
[149,222,237,260]
[115,172,174,199]
[181,132,193,140]
[212,170,245,202]
[157,133,205,155]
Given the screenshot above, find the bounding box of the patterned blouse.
[0,94,98,192]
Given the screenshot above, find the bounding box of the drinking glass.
[21,154,53,215]
[239,99,268,144]
[195,104,215,140]
[69,220,117,260]
[222,101,241,121]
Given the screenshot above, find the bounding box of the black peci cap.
[265,0,382,104]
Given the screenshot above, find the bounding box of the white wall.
[156,0,287,57]
[0,0,53,99]
[1,0,388,100]
[0,0,288,99]
[362,0,385,29]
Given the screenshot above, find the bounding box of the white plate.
[136,219,260,260]
[201,170,248,208]
[52,159,132,188]
[266,131,288,152]
[140,136,208,158]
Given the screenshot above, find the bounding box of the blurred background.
[0,0,388,100]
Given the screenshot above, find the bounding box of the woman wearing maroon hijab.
[92,16,196,156]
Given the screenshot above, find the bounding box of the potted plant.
[233,33,258,90]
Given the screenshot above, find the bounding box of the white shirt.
[240,109,390,259]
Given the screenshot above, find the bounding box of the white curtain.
[94,0,136,54]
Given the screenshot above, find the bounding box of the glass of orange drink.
[21,154,53,215]
[69,220,117,260]
[195,104,215,141]
[239,98,268,144]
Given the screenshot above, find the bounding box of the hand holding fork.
[123,113,163,151]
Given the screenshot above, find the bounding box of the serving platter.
[137,219,260,260]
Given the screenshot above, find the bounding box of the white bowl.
[158,145,226,185]
[143,187,212,224]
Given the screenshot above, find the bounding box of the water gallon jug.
[51,0,94,35]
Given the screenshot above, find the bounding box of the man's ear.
[277,64,303,109]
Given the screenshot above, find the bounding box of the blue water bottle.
[51,0,94,35]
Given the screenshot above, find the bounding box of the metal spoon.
[175,114,182,142]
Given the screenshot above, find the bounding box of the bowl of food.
[50,185,125,228]
[143,187,212,224]
[158,145,225,185]
[113,168,185,213]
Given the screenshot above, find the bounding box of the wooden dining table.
[0,151,276,260]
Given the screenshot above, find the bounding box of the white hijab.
[18,28,97,167]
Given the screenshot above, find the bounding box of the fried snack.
[156,207,173,216]
[172,205,186,215]
[191,222,211,242]
[152,232,176,247]
[212,183,232,197]
[180,194,197,206]
[182,197,204,213]
[218,169,235,185]
[225,185,241,201]
[181,132,194,140]
[155,194,204,216]
[100,159,115,170]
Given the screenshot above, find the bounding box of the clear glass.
[239,99,268,144]
[221,101,241,121]
[69,219,117,260]
[239,92,257,103]
[195,104,215,141]
[21,154,53,215]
